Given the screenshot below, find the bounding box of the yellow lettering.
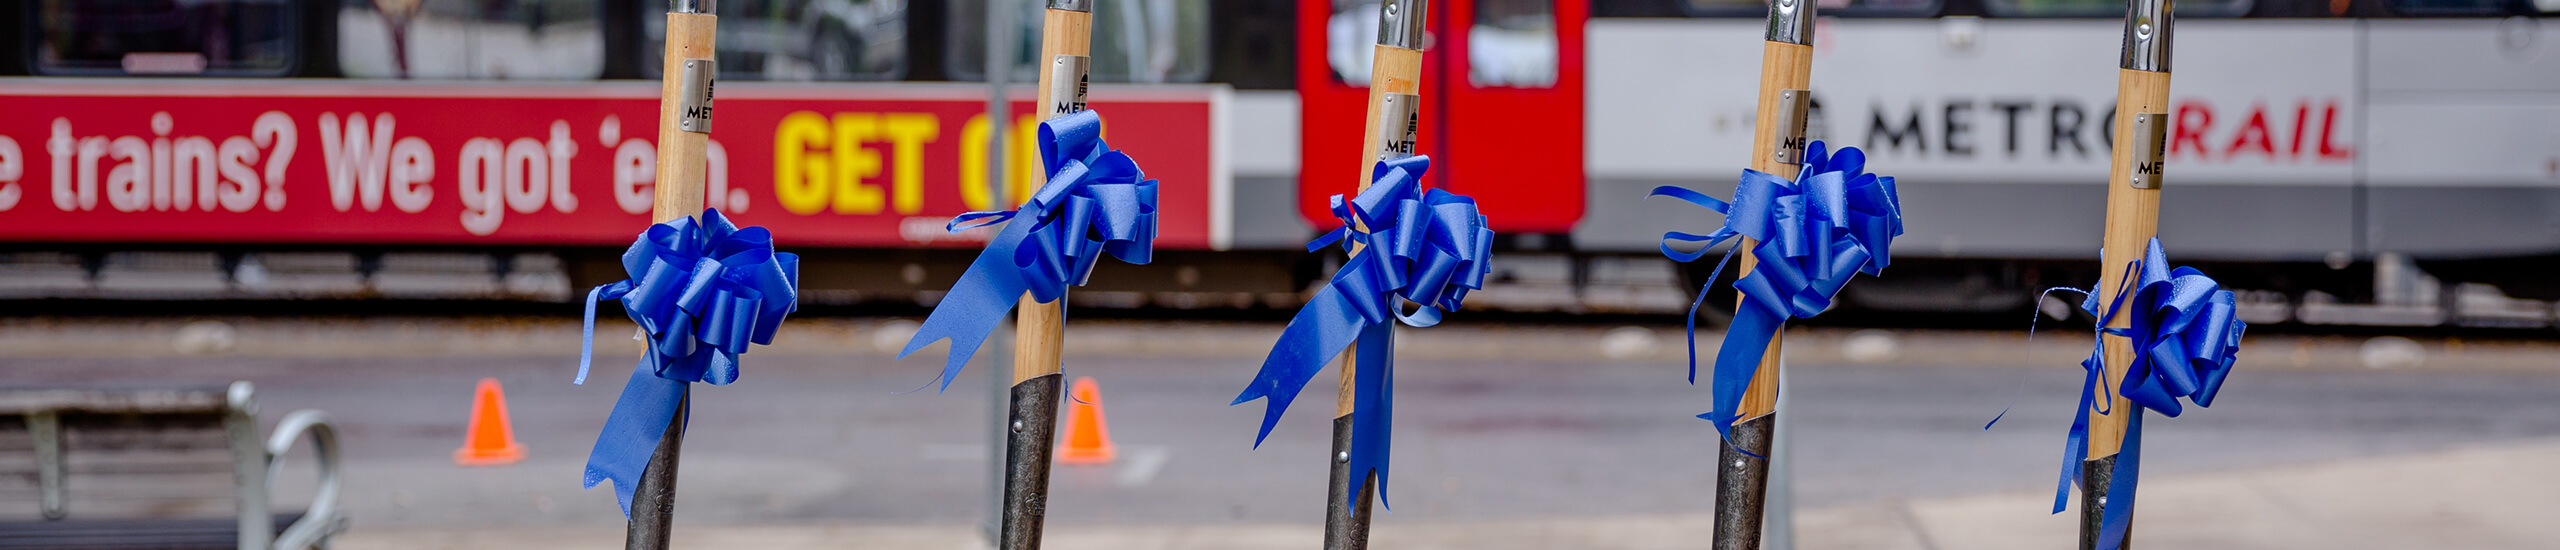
[773,111,831,215]
[1012,115,1042,205]
[829,113,883,214]
[959,114,992,211]
[957,114,1054,211]
[880,113,938,215]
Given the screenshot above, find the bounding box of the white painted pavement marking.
[1116,446,1172,487]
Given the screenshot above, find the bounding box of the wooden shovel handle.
[1333,44,1425,418]
[1730,40,1813,421]
[1011,6,1095,386]
[651,12,717,224]
[2087,68,2172,459]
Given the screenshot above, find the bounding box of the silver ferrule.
[1765,0,1815,46]
[1377,0,1429,50]
[2120,0,2173,72]
[1048,0,1092,12]
[671,0,714,14]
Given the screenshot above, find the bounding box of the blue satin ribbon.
[900,110,1158,390]
[1649,141,1903,448]
[2052,237,2245,550]
[574,208,800,517]
[1233,155,1492,509]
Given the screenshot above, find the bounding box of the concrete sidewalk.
[338,439,2560,550]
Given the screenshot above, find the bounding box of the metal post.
[980,0,1017,544]
[226,382,274,550]
[1765,360,1794,550]
[27,411,64,521]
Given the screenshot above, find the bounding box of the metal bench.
[0,382,345,550]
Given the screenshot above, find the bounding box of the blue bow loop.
[1653,141,1904,447]
[2047,238,2246,550]
[576,208,800,518]
[1233,155,1491,510]
[900,110,1159,392]
[2107,240,2244,418]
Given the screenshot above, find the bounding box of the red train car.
[1296,0,1589,236]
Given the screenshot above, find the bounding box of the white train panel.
[1590,19,2361,185]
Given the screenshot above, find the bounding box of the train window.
[32,0,296,76]
[1205,1,1298,90]
[946,0,1210,83]
[1091,1,1213,83]
[1678,0,1941,17]
[1326,1,1375,85]
[1472,0,1559,88]
[640,0,907,81]
[1983,0,2251,17]
[340,0,604,79]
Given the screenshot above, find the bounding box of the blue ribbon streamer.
[2049,238,2245,550]
[899,110,1158,390]
[1649,141,1903,448]
[575,208,800,518]
[1233,155,1493,509]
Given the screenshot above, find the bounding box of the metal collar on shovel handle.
[1001,373,1064,549]
[998,2,1094,550]
[627,395,685,550]
[1714,415,1776,550]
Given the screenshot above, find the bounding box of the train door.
[1297,0,1587,236]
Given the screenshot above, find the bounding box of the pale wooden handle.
[1731,40,1814,420]
[1011,8,1097,385]
[1013,298,1066,383]
[1356,46,1425,197]
[1030,9,1095,122]
[1330,44,1427,418]
[651,12,718,224]
[2088,68,2172,459]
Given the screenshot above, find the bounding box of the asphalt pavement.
[3,317,2557,548]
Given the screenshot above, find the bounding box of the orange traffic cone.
[1055,376,1117,465]
[454,378,527,466]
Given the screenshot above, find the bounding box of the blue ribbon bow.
[1650,141,1903,447]
[900,110,1158,390]
[1233,155,1492,509]
[2052,238,2245,550]
[575,208,800,517]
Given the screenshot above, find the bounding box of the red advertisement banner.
[0,81,1227,249]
